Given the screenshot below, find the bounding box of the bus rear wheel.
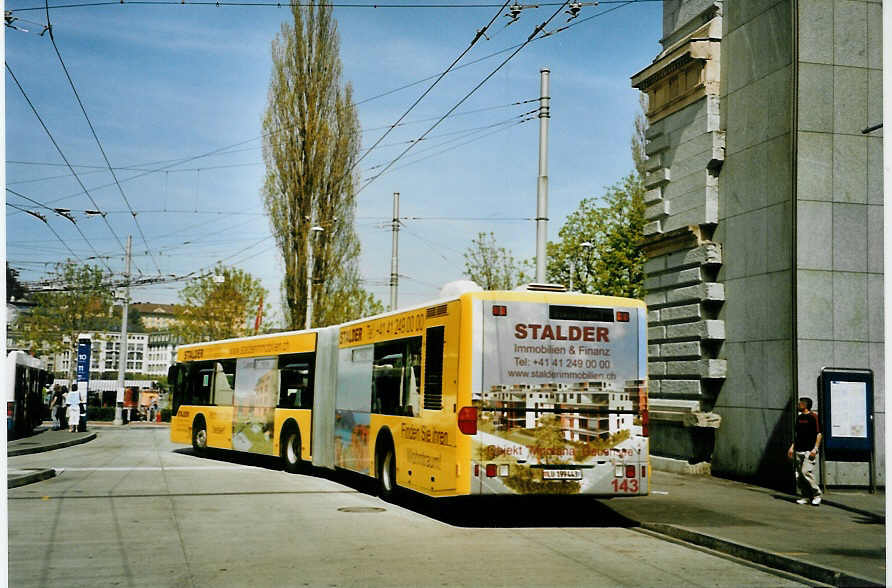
[281,427,304,473]
[192,417,207,455]
[377,443,397,501]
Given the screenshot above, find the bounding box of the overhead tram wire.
[6,202,85,262]
[44,0,161,275]
[10,1,658,12]
[8,2,628,212]
[357,0,573,196]
[397,224,459,261]
[5,63,120,274]
[6,101,534,217]
[6,186,113,275]
[7,104,531,184]
[384,114,534,174]
[364,115,532,172]
[351,0,511,172]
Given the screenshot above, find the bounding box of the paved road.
[9,429,810,587]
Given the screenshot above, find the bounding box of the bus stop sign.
[818,368,873,462]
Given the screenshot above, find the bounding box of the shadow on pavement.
[171,447,639,528]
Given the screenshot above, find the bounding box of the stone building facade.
[632,0,883,488]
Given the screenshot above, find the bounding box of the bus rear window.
[548,305,615,322]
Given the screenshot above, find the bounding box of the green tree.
[545,96,648,298]
[262,0,379,328]
[463,232,523,290]
[15,261,113,381]
[546,174,646,298]
[6,263,26,301]
[172,265,268,343]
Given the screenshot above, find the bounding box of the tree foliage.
[546,173,646,299]
[463,232,523,290]
[544,96,648,299]
[14,261,113,379]
[7,263,26,301]
[172,265,267,343]
[262,0,380,328]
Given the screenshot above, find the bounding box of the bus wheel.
[281,426,304,473]
[377,443,397,501]
[192,417,207,455]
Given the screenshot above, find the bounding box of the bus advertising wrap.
[472,300,648,495]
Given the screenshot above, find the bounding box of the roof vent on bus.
[517,283,568,293]
[439,280,483,298]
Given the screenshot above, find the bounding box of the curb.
[641,522,883,588]
[8,469,57,488]
[7,432,97,457]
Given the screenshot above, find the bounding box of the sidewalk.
[7,422,165,487]
[7,427,885,586]
[609,470,885,587]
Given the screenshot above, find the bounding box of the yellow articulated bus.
[169,283,649,498]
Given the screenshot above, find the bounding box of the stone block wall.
[632,0,883,489]
[792,0,884,485]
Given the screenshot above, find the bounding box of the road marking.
[651,490,669,495]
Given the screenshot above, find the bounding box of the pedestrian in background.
[66,384,81,433]
[49,385,64,430]
[58,385,69,430]
[788,396,823,505]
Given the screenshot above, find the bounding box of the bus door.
[471,298,647,496]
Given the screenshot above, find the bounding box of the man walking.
[788,397,823,505]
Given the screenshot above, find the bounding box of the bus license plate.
[543,469,582,480]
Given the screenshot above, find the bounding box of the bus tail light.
[458,406,477,435]
[641,465,647,478]
[625,465,636,478]
[616,310,630,322]
[486,464,497,477]
[492,305,507,317]
[641,409,649,437]
[7,402,14,419]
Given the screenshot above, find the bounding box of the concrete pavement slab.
[607,470,885,587]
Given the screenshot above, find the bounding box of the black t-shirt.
[795,411,821,451]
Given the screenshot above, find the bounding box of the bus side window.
[213,360,236,406]
[423,326,445,411]
[277,353,315,409]
[371,337,421,417]
[193,361,214,406]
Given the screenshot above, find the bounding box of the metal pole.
[390,192,399,311]
[305,228,313,330]
[305,225,324,329]
[535,68,550,283]
[113,235,131,425]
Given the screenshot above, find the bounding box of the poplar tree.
[262,0,381,328]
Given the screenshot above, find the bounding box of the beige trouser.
[795,451,821,498]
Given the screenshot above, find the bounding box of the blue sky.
[5,0,662,324]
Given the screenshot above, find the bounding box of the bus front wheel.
[377,443,397,501]
[192,417,207,455]
[281,427,304,473]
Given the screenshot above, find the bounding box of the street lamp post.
[305,226,324,329]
